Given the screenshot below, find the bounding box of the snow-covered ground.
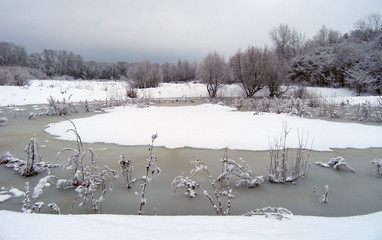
[46,104,382,151]
[0,80,244,106]
[1,79,381,106]
[2,80,382,239]
[0,210,381,240]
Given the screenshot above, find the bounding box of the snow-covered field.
[1,80,382,239]
[0,210,381,240]
[0,80,244,106]
[1,79,381,106]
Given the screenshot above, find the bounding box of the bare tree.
[270,24,297,60]
[128,61,162,89]
[230,47,267,97]
[353,13,382,41]
[313,25,343,47]
[196,51,231,98]
[263,52,290,97]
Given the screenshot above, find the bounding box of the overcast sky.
[0,0,381,63]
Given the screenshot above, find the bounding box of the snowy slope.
[0,210,381,240]
[45,104,382,151]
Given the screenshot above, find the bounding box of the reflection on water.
[0,104,381,217]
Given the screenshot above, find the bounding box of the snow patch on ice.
[45,104,382,151]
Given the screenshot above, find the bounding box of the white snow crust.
[0,210,381,240]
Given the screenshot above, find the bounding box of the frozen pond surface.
[0,103,382,217]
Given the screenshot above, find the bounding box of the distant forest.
[1,13,381,95]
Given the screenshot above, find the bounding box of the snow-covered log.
[244,207,293,220]
[1,151,59,176]
[371,159,382,177]
[315,157,355,173]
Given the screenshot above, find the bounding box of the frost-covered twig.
[32,175,55,199]
[320,185,330,203]
[22,182,32,214]
[138,134,160,215]
[172,176,200,198]
[119,154,134,188]
[244,207,293,220]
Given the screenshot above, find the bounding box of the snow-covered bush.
[244,207,293,220]
[371,159,382,177]
[217,151,263,188]
[47,95,77,116]
[138,134,161,215]
[267,123,311,183]
[315,156,355,173]
[173,157,233,215]
[0,66,31,86]
[56,119,119,213]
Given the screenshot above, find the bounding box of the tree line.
[0,43,196,86]
[1,13,381,95]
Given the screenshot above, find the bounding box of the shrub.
[267,123,311,183]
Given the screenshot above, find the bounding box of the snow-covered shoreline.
[0,210,381,240]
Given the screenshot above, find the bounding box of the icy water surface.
[0,104,381,216]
